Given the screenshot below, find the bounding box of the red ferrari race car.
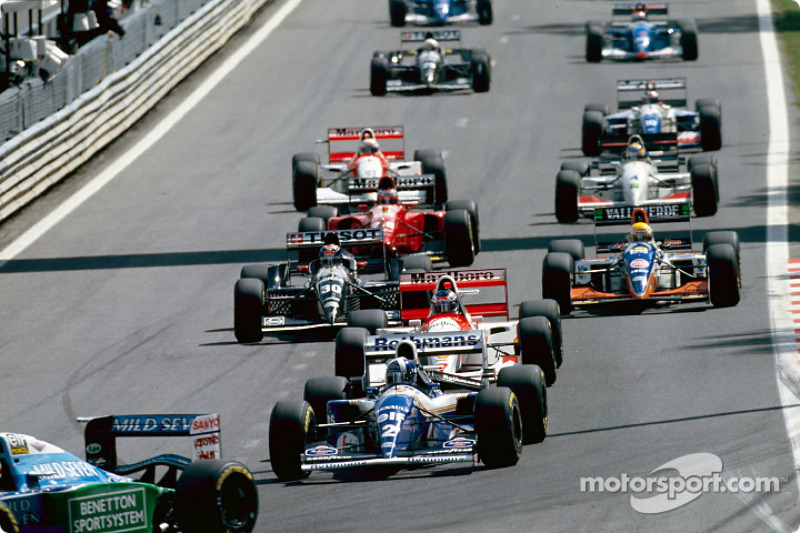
[299,176,480,267]
[291,126,447,211]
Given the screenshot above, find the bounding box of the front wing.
[571,280,709,307]
[301,447,476,472]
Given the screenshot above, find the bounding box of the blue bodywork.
[622,242,659,297]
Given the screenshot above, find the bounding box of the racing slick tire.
[269,401,315,481]
[307,205,338,224]
[583,103,609,117]
[497,365,548,445]
[0,505,18,533]
[679,19,699,61]
[703,231,741,276]
[444,210,476,267]
[555,170,581,223]
[389,0,406,26]
[414,149,447,206]
[708,243,740,307]
[585,22,603,63]
[241,264,287,290]
[477,0,493,25]
[234,278,264,343]
[475,387,522,468]
[690,163,719,217]
[293,160,318,211]
[298,216,326,233]
[335,327,369,395]
[560,160,590,177]
[446,200,480,253]
[548,239,584,263]
[687,152,718,172]
[370,56,389,96]
[398,254,433,273]
[542,252,573,315]
[519,299,563,367]
[470,51,491,93]
[581,110,604,156]
[304,376,349,427]
[518,316,557,386]
[292,152,319,170]
[173,459,258,533]
[348,309,388,334]
[698,104,722,151]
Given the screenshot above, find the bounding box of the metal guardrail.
[0,0,270,223]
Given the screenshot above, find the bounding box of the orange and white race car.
[335,268,563,388]
[291,126,447,211]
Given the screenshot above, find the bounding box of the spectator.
[91,0,125,39]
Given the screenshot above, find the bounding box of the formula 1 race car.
[300,176,480,267]
[585,2,697,62]
[542,208,741,315]
[0,414,257,533]
[582,79,722,156]
[292,126,447,212]
[370,30,490,95]
[334,269,562,387]
[233,229,413,342]
[268,342,547,480]
[555,137,720,223]
[389,0,492,27]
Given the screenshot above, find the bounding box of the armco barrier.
[0,0,270,223]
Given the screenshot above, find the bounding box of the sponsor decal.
[306,445,338,457]
[30,461,98,480]
[407,270,497,284]
[190,414,220,434]
[69,488,147,533]
[193,434,220,461]
[444,438,475,449]
[593,204,690,222]
[426,318,463,332]
[265,317,285,326]
[288,228,381,245]
[336,433,361,450]
[86,443,102,455]
[110,415,217,435]
[631,246,649,254]
[7,434,29,455]
[629,259,650,269]
[373,333,480,352]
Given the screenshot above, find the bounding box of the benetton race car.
[291,126,447,212]
[334,269,562,387]
[389,0,492,27]
[234,229,414,342]
[555,137,720,223]
[300,176,480,267]
[582,79,722,156]
[269,342,546,480]
[0,414,257,533]
[585,2,697,62]
[370,30,490,95]
[542,208,741,315]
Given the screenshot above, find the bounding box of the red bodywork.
[419,312,474,332]
[328,203,445,257]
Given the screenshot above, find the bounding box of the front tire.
[519,299,563,367]
[586,22,603,62]
[497,365,548,444]
[347,309,388,334]
[470,51,491,92]
[269,401,315,481]
[389,0,406,26]
[477,0,493,25]
[475,387,522,468]
[708,243,740,307]
[679,19,698,61]
[370,56,389,96]
[518,316,557,386]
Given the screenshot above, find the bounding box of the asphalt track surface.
[0,0,799,531]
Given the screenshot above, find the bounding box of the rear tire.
[708,243,740,307]
[560,160,590,176]
[698,105,722,151]
[370,56,389,96]
[444,210,476,267]
[335,327,369,386]
[548,239,584,263]
[307,205,338,224]
[298,216,326,233]
[679,19,698,61]
[446,200,480,253]
[586,23,603,62]
[497,365,548,444]
[293,161,318,211]
[542,252,573,315]
[0,505,18,533]
[347,309,388,334]
[475,387,522,468]
[389,0,406,26]
[414,150,447,205]
[690,163,719,217]
[518,316,557,386]
[519,299,563,367]
[555,170,581,223]
[477,0,493,25]
[234,278,263,343]
[174,460,258,533]
[582,111,604,156]
[269,401,315,481]
[470,52,491,92]
[304,376,349,426]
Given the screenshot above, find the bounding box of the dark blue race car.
[389,0,492,27]
[585,2,698,62]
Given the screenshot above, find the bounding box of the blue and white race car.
[585,2,697,62]
[389,0,492,27]
[581,79,722,156]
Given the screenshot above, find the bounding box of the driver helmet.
[422,37,439,51]
[632,2,648,20]
[431,289,458,314]
[319,243,343,267]
[386,357,418,385]
[625,140,647,160]
[629,221,653,242]
[359,138,380,155]
[642,89,660,105]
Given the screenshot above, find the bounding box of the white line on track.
[0,0,305,269]
[758,0,800,531]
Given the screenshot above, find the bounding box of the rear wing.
[325,126,405,163]
[612,2,668,15]
[617,78,688,109]
[79,414,221,483]
[398,269,509,322]
[401,29,461,42]
[364,330,486,360]
[593,205,693,252]
[346,175,438,205]
[600,132,679,152]
[286,228,388,273]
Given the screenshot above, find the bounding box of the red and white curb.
[791,259,800,357]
